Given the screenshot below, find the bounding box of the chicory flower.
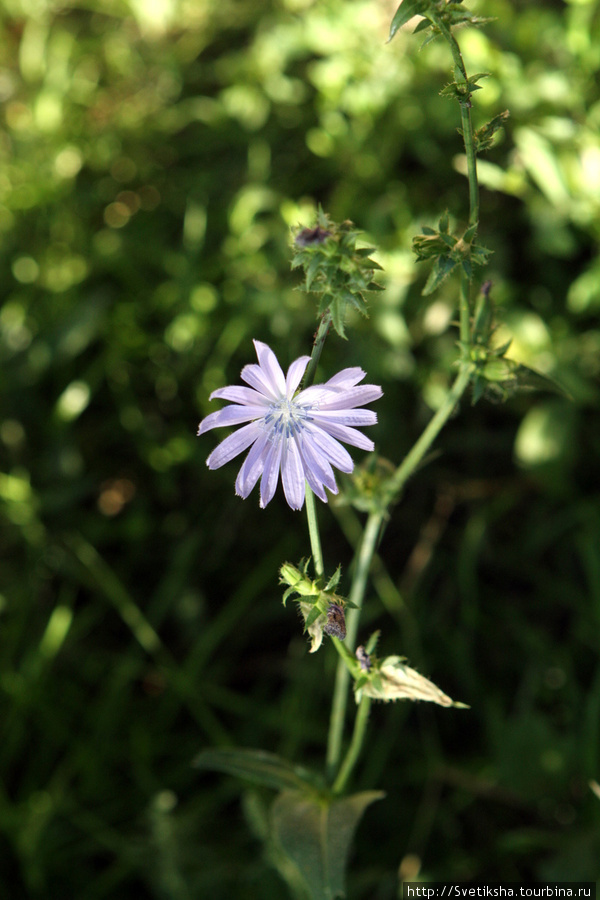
[198,340,382,510]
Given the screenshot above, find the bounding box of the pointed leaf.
[272,789,385,900]
[330,296,347,339]
[422,255,458,296]
[388,0,430,42]
[358,657,467,707]
[194,748,323,792]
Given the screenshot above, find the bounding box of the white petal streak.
[198,405,266,435]
[254,340,287,396]
[281,437,306,510]
[206,422,262,469]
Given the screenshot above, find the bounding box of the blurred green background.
[1,0,600,895]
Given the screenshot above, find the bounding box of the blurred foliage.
[1,0,600,896]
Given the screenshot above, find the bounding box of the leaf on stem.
[292,213,383,339]
[388,0,430,42]
[474,110,510,153]
[355,655,468,708]
[193,748,323,792]
[272,789,385,900]
[412,213,492,296]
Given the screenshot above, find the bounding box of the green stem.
[437,22,479,224]
[326,511,382,779]
[459,269,472,353]
[302,310,331,390]
[325,363,473,783]
[305,487,324,579]
[437,19,480,349]
[383,362,473,507]
[302,311,332,579]
[332,694,371,795]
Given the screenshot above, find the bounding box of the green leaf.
[272,789,385,900]
[474,110,510,153]
[194,748,323,792]
[388,0,430,42]
[484,360,570,398]
[413,16,433,35]
[463,222,478,242]
[329,296,347,339]
[305,255,324,292]
[423,255,457,295]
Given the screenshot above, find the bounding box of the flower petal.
[206,422,262,469]
[210,385,271,406]
[322,367,367,388]
[304,424,354,473]
[298,433,338,493]
[198,405,266,435]
[317,385,383,410]
[303,468,329,503]
[259,436,283,508]
[285,355,311,396]
[312,419,375,451]
[310,408,378,427]
[235,430,271,498]
[281,437,306,510]
[254,340,287,396]
[241,362,281,400]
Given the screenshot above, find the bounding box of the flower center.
[264,397,313,439]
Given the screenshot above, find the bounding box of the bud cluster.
[292,210,383,338]
[280,561,353,653]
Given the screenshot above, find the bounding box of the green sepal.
[470,375,486,406]
[304,604,324,630]
[473,110,510,153]
[324,565,342,592]
[330,295,347,339]
[463,222,478,243]
[423,255,458,295]
[365,630,381,655]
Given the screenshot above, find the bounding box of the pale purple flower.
[198,340,383,510]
